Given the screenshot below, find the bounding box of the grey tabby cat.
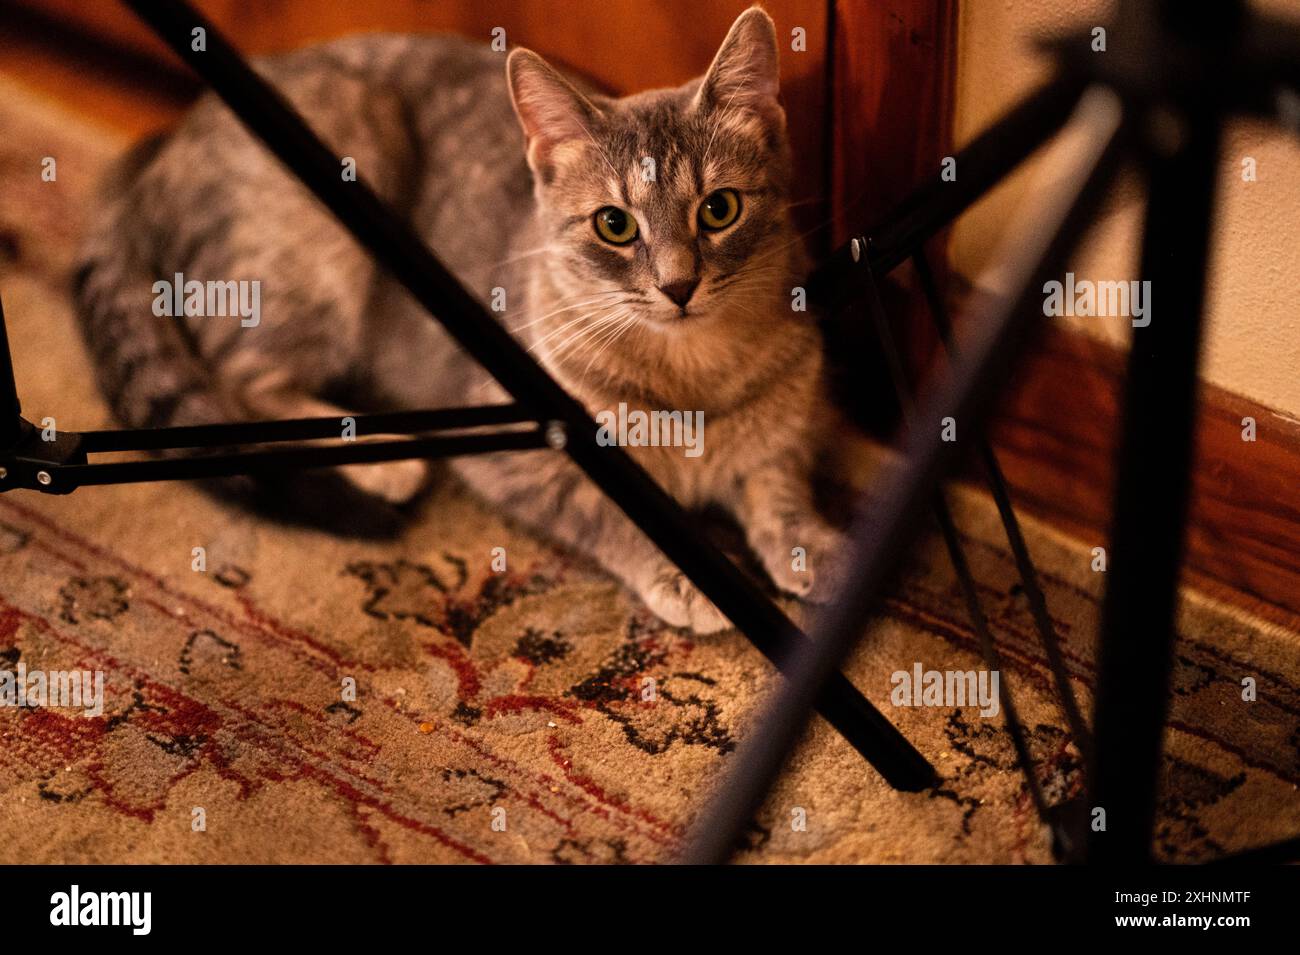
[74,7,853,634]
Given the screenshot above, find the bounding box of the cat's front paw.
[765,523,851,603]
[340,459,429,505]
[640,567,731,634]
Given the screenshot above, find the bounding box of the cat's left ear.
[694,7,783,128]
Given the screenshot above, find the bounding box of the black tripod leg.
[1089,111,1222,864]
[857,266,1053,826]
[0,293,22,450]
[913,249,1095,776]
[682,87,1125,864]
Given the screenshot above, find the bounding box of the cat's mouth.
[647,300,706,324]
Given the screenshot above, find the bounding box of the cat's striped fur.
[73,8,853,632]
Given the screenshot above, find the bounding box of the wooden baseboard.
[983,324,1300,631]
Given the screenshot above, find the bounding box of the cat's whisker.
[708,264,789,301]
[487,242,559,269]
[526,305,619,354]
[469,377,495,397]
[519,286,627,313]
[578,314,640,384]
[729,305,766,324]
[782,195,827,211]
[733,240,805,276]
[739,212,840,273]
[521,286,626,310]
[519,288,625,312]
[533,310,624,361]
[537,307,630,363]
[459,242,559,278]
[570,308,635,364]
[471,293,630,399]
[509,291,626,340]
[544,320,622,370]
[712,264,787,284]
[510,291,626,334]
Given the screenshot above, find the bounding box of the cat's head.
[506,7,797,335]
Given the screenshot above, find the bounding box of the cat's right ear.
[507,49,601,177]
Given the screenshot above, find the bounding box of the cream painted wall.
[950,0,1300,415]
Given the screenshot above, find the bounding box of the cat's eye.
[699,189,741,231]
[594,206,639,245]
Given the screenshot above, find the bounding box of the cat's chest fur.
[540,316,829,507]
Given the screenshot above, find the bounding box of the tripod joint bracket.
[0,419,87,495]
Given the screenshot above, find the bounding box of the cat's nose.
[657,278,699,309]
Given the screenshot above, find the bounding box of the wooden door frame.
[822,0,960,431]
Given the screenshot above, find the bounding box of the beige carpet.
[1,74,1297,864]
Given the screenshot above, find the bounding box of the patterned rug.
[1,74,1297,864]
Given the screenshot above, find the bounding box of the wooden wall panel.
[985,323,1300,633]
[824,0,959,427]
[830,0,957,246]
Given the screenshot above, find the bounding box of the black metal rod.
[78,403,534,453]
[858,264,1053,828]
[912,248,1095,774]
[932,499,1054,820]
[0,295,22,450]
[1089,109,1222,866]
[809,73,1085,305]
[121,0,933,787]
[66,431,548,487]
[683,88,1125,864]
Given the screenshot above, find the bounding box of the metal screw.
[36,470,52,486]
[544,420,567,450]
[850,237,863,263]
